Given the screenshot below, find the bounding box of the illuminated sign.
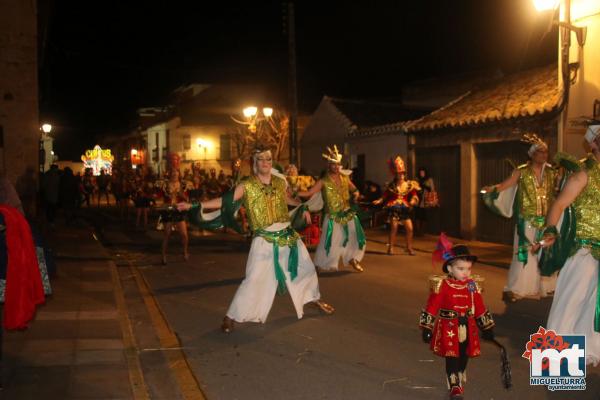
[81,145,114,176]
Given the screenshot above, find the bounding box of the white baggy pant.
[547,248,600,366]
[226,223,321,323]
[314,214,365,271]
[504,224,557,298]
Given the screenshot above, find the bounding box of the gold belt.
[439,309,472,319]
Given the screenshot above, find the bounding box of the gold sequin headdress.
[521,132,547,157]
[387,155,406,174]
[322,145,342,164]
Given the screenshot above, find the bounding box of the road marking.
[128,263,207,400]
[109,260,150,400]
[381,377,408,390]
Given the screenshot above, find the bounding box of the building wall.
[143,127,158,175]
[300,100,350,176]
[347,133,408,187]
[144,118,179,176]
[174,124,231,173]
[564,1,600,157]
[0,0,39,184]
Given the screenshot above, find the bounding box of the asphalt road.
[94,210,600,400]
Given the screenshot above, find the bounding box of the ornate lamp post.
[240,106,274,133]
[39,123,53,173]
[533,0,588,151]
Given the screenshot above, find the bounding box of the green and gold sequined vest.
[242,175,289,231]
[517,163,556,228]
[574,157,600,242]
[322,174,351,214]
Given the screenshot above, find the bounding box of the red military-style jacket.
[381,180,420,208]
[419,275,494,358]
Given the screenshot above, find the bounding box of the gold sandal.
[349,259,364,272]
[312,300,335,315]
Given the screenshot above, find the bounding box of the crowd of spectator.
[36,162,239,228]
[33,162,435,241]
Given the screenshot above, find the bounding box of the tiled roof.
[351,121,406,137]
[404,64,560,133]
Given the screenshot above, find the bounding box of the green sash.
[254,226,300,295]
[324,208,366,256]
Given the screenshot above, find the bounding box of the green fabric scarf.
[186,190,243,233]
[512,188,530,264]
[324,209,366,256]
[481,188,505,218]
[254,227,299,295]
[539,207,577,276]
[290,204,309,232]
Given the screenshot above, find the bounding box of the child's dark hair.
[448,256,475,267]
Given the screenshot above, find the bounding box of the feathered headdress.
[432,233,478,272]
[520,132,547,157]
[387,155,406,175]
[432,232,454,268]
[322,145,342,164]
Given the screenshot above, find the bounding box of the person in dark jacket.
[59,167,79,225]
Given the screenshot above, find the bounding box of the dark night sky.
[40,0,558,160]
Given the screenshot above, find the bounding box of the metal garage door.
[476,141,529,244]
[415,146,461,237]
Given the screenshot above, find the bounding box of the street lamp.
[533,0,559,11]
[262,107,273,118]
[534,0,586,45]
[41,123,52,135]
[243,106,258,118]
[235,106,275,133]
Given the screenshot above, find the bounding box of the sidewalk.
[1,221,136,399]
[1,211,207,400]
[365,227,513,268]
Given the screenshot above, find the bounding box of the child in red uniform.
[419,240,495,399]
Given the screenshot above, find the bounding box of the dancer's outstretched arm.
[482,169,520,193]
[297,180,323,198]
[178,184,245,211]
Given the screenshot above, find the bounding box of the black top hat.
[442,244,478,273]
